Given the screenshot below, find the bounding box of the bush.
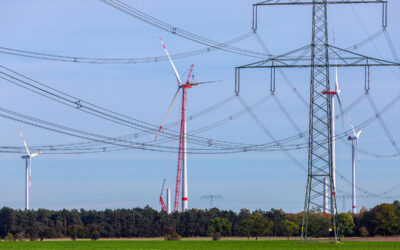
[4,233,14,241]
[164,226,181,241]
[208,218,232,237]
[337,213,355,236]
[28,233,38,241]
[359,226,369,237]
[67,225,85,241]
[15,232,24,241]
[87,224,101,241]
[212,232,222,241]
[280,220,299,240]
[90,230,100,241]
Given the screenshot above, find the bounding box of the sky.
[0,0,399,213]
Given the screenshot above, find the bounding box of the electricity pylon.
[235,0,399,242]
[201,194,223,208]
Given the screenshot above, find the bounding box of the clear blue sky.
[0,0,399,213]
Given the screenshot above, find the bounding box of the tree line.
[0,201,399,241]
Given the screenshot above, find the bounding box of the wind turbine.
[322,29,344,214]
[156,37,219,212]
[19,129,43,210]
[347,118,363,214]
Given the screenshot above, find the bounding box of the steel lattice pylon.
[235,0,396,243]
[302,0,338,241]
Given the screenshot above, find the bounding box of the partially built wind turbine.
[156,37,221,212]
[156,37,222,212]
[155,36,190,212]
[19,129,43,210]
[347,118,363,214]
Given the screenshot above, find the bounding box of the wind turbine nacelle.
[21,155,30,159]
[322,91,336,95]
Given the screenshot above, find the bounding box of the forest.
[0,201,399,241]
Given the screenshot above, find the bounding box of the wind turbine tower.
[348,118,362,213]
[323,177,329,214]
[322,30,344,215]
[167,187,171,214]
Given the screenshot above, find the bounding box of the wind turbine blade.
[193,80,223,85]
[335,64,340,93]
[347,116,357,137]
[185,64,194,85]
[18,129,30,155]
[30,151,43,158]
[159,37,182,85]
[155,88,181,141]
[332,28,336,46]
[332,28,344,127]
[356,128,363,138]
[334,37,339,93]
[336,93,345,127]
[356,140,361,170]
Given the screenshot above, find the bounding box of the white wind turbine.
[347,118,363,213]
[19,129,43,210]
[322,29,344,214]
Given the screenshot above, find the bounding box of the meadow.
[1,240,400,250]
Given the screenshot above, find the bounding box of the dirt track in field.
[341,236,400,242]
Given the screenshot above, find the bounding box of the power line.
[0,65,271,150]
[0,27,385,67]
[0,32,254,64]
[98,0,269,59]
[366,93,400,154]
[0,106,264,154]
[2,68,399,157]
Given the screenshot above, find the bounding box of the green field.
[1,240,400,250]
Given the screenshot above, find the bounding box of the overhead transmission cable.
[0,105,313,154]
[0,27,384,66]
[98,0,268,58]
[382,29,400,76]
[366,93,400,154]
[349,5,400,81]
[237,95,307,171]
[0,32,254,64]
[1,49,399,157]
[0,106,265,154]
[0,65,268,149]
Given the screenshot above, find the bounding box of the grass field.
[1,240,400,250]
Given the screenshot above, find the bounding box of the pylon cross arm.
[254,1,386,6]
